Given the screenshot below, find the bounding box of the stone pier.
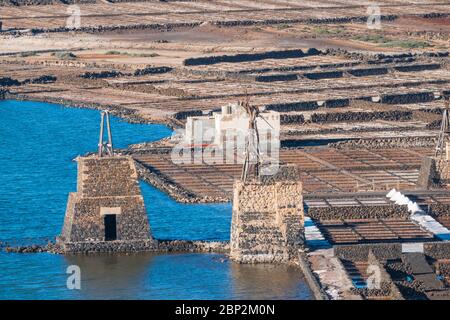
[230,167,304,263]
[57,155,157,253]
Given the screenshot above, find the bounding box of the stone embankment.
[4,240,230,254]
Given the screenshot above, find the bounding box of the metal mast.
[98,110,114,157]
[435,99,450,159]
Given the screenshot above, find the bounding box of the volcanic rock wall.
[230,176,304,263]
[307,205,409,220]
[183,49,309,66]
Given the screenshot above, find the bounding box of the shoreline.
[3,92,179,128]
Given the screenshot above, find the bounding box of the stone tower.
[57,155,156,253]
[230,166,304,263]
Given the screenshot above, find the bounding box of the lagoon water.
[0,100,313,300]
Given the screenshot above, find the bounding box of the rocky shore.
[3,92,177,127]
[4,239,230,254]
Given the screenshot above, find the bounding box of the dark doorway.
[104,214,117,241]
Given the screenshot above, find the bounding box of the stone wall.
[308,205,409,220]
[280,114,305,125]
[304,71,343,80]
[334,243,403,261]
[230,171,304,263]
[183,49,307,66]
[433,158,450,186]
[429,203,450,217]
[335,242,450,263]
[381,92,435,104]
[58,155,155,252]
[330,136,436,150]
[424,242,450,260]
[133,66,173,76]
[0,77,20,87]
[350,250,404,300]
[310,110,412,124]
[266,101,318,112]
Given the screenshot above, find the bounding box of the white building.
[184,103,280,147]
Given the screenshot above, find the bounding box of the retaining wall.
[80,70,124,79]
[304,71,343,80]
[307,205,409,220]
[0,77,20,87]
[173,110,203,120]
[266,101,318,112]
[330,136,436,150]
[133,66,173,76]
[255,74,298,82]
[183,49,308,66]
[280,114,305,125]
[381,92,435,104]
[310,110,412,123]
[335,242,450,262]
[347,67,388,77]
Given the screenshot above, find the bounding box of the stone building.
[57,155,156,253]
[185,103,280,147]
[230,167,305,263]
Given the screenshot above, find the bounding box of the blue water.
[0,100,312,300]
